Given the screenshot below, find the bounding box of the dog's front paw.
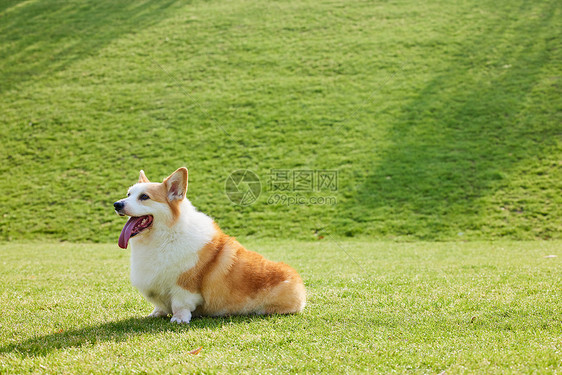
[148,308,169,318]
[170,309,192,324]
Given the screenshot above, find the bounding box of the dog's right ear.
[138,170,150,183]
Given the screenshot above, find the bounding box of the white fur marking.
[128,196,216,322]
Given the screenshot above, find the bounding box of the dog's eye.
[139,194,150,201]
[127,192,131,197]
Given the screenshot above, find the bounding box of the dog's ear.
[164,167,188,201]
[138,170,150,183]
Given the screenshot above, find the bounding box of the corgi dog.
[113,167,306,324]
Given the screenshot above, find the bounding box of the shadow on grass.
[335,1,560,239]
[0,315,268,357]
[0,0,182,94]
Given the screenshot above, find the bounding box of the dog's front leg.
[170,287,203,324]
[143,292,171,318]
[170,308,192,324]
[148,306,169,318]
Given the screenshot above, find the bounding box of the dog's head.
[114,167,188,249]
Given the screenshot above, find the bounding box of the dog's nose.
[114,201,125,211]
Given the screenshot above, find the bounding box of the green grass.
[0,0,561,242]
[0,240,560,374]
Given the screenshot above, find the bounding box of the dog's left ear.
[164,167,188,201]
[138,170,150,183]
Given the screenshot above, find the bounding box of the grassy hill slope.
[0,0,560,242]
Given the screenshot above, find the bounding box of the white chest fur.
[129,206,215,313]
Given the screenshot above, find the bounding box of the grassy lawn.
[0,240,560,374]
[1,0,561,242]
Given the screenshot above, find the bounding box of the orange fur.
[145,182,181,223]
[177,225,306,316]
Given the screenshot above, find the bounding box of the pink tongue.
[118,216,144,249]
